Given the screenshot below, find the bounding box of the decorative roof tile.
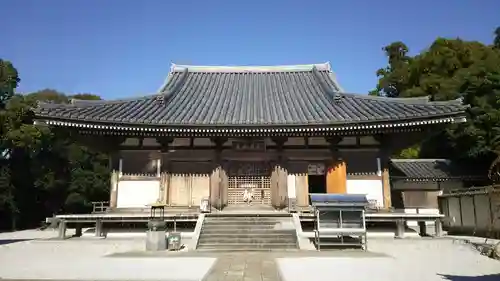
[34,63,467,128]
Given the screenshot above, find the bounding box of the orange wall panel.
[326,160,347,194]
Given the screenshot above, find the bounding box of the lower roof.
[390,159,486,182]
[33,63,467,132]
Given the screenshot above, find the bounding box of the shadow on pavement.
[0,239,32,245]
[439,274,500,281]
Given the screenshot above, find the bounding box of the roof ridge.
[65,94,158,107]
[341,93,464,106]
[170,62,331,73]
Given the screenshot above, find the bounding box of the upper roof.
[390,159,486,182]
[34,63,467,130]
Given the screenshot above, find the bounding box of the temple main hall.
[33,63,467,211]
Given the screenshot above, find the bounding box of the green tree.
[0,59,20,109]
[0,63,110,229]
[369,42,412,97]
[372,35,500,170]
[494,26,500,49]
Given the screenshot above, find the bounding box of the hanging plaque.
[308,163,325,175]
[232,140,266,151]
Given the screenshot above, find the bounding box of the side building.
[32,63,467,211]
[389,159,487,221]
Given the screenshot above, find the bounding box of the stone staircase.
[196,214,299,251]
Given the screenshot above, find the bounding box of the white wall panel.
[116,180,160,208]
[346,179,383,207]
[287,175,296,198]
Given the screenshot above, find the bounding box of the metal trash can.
[200,197,210,213]
[167,232,181,251]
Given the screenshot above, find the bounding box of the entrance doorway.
[307,163,326,205]
[226,161,272,205]
[308,175,327,194]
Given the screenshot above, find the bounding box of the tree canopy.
[371,28,500,172]
[0,63,109,230]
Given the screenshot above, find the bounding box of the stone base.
[146,220,167,251]
[146,230,167,251]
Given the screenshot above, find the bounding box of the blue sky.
[2,0,499,99]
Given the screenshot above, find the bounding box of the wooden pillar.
[271,166,279,207]
[278,165,288,208]
[109,153,120,208]
[210,137,226,210]
[210,165,221,209]
[220,166,229,208]
[382,163,391,209]
[109,170,119,208]
[271,137,288,209]
[325,137,346,194]
[157,137,173,205]
[376,134,392,209]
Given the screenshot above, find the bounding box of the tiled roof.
[389,159,485,182]
[34,63,467,128]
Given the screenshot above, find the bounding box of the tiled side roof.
[34,63,467,128]
[390,159,485,182]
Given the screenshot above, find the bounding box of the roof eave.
[32,114,465,135]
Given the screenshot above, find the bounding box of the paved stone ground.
[110,250,385,281]
[2,230,500,281]
[202,253,280,281]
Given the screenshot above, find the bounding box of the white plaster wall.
[116,180,160,208]
[346,179,383,207]
[287,175,296,198]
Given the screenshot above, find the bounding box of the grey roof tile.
[390,159,485,181]
[34,63,467,127]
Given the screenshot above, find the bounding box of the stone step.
[202,224,280,231]
[203,221,285,224]
[196,243,297,250]
[205,216,286,220]
[200,229,295,235]
[196,248,299,252]
[197,215,299,250]
[198,237,296,244]
[203,220,281,225]
[198,232,294,238]
[205,214,291,218]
